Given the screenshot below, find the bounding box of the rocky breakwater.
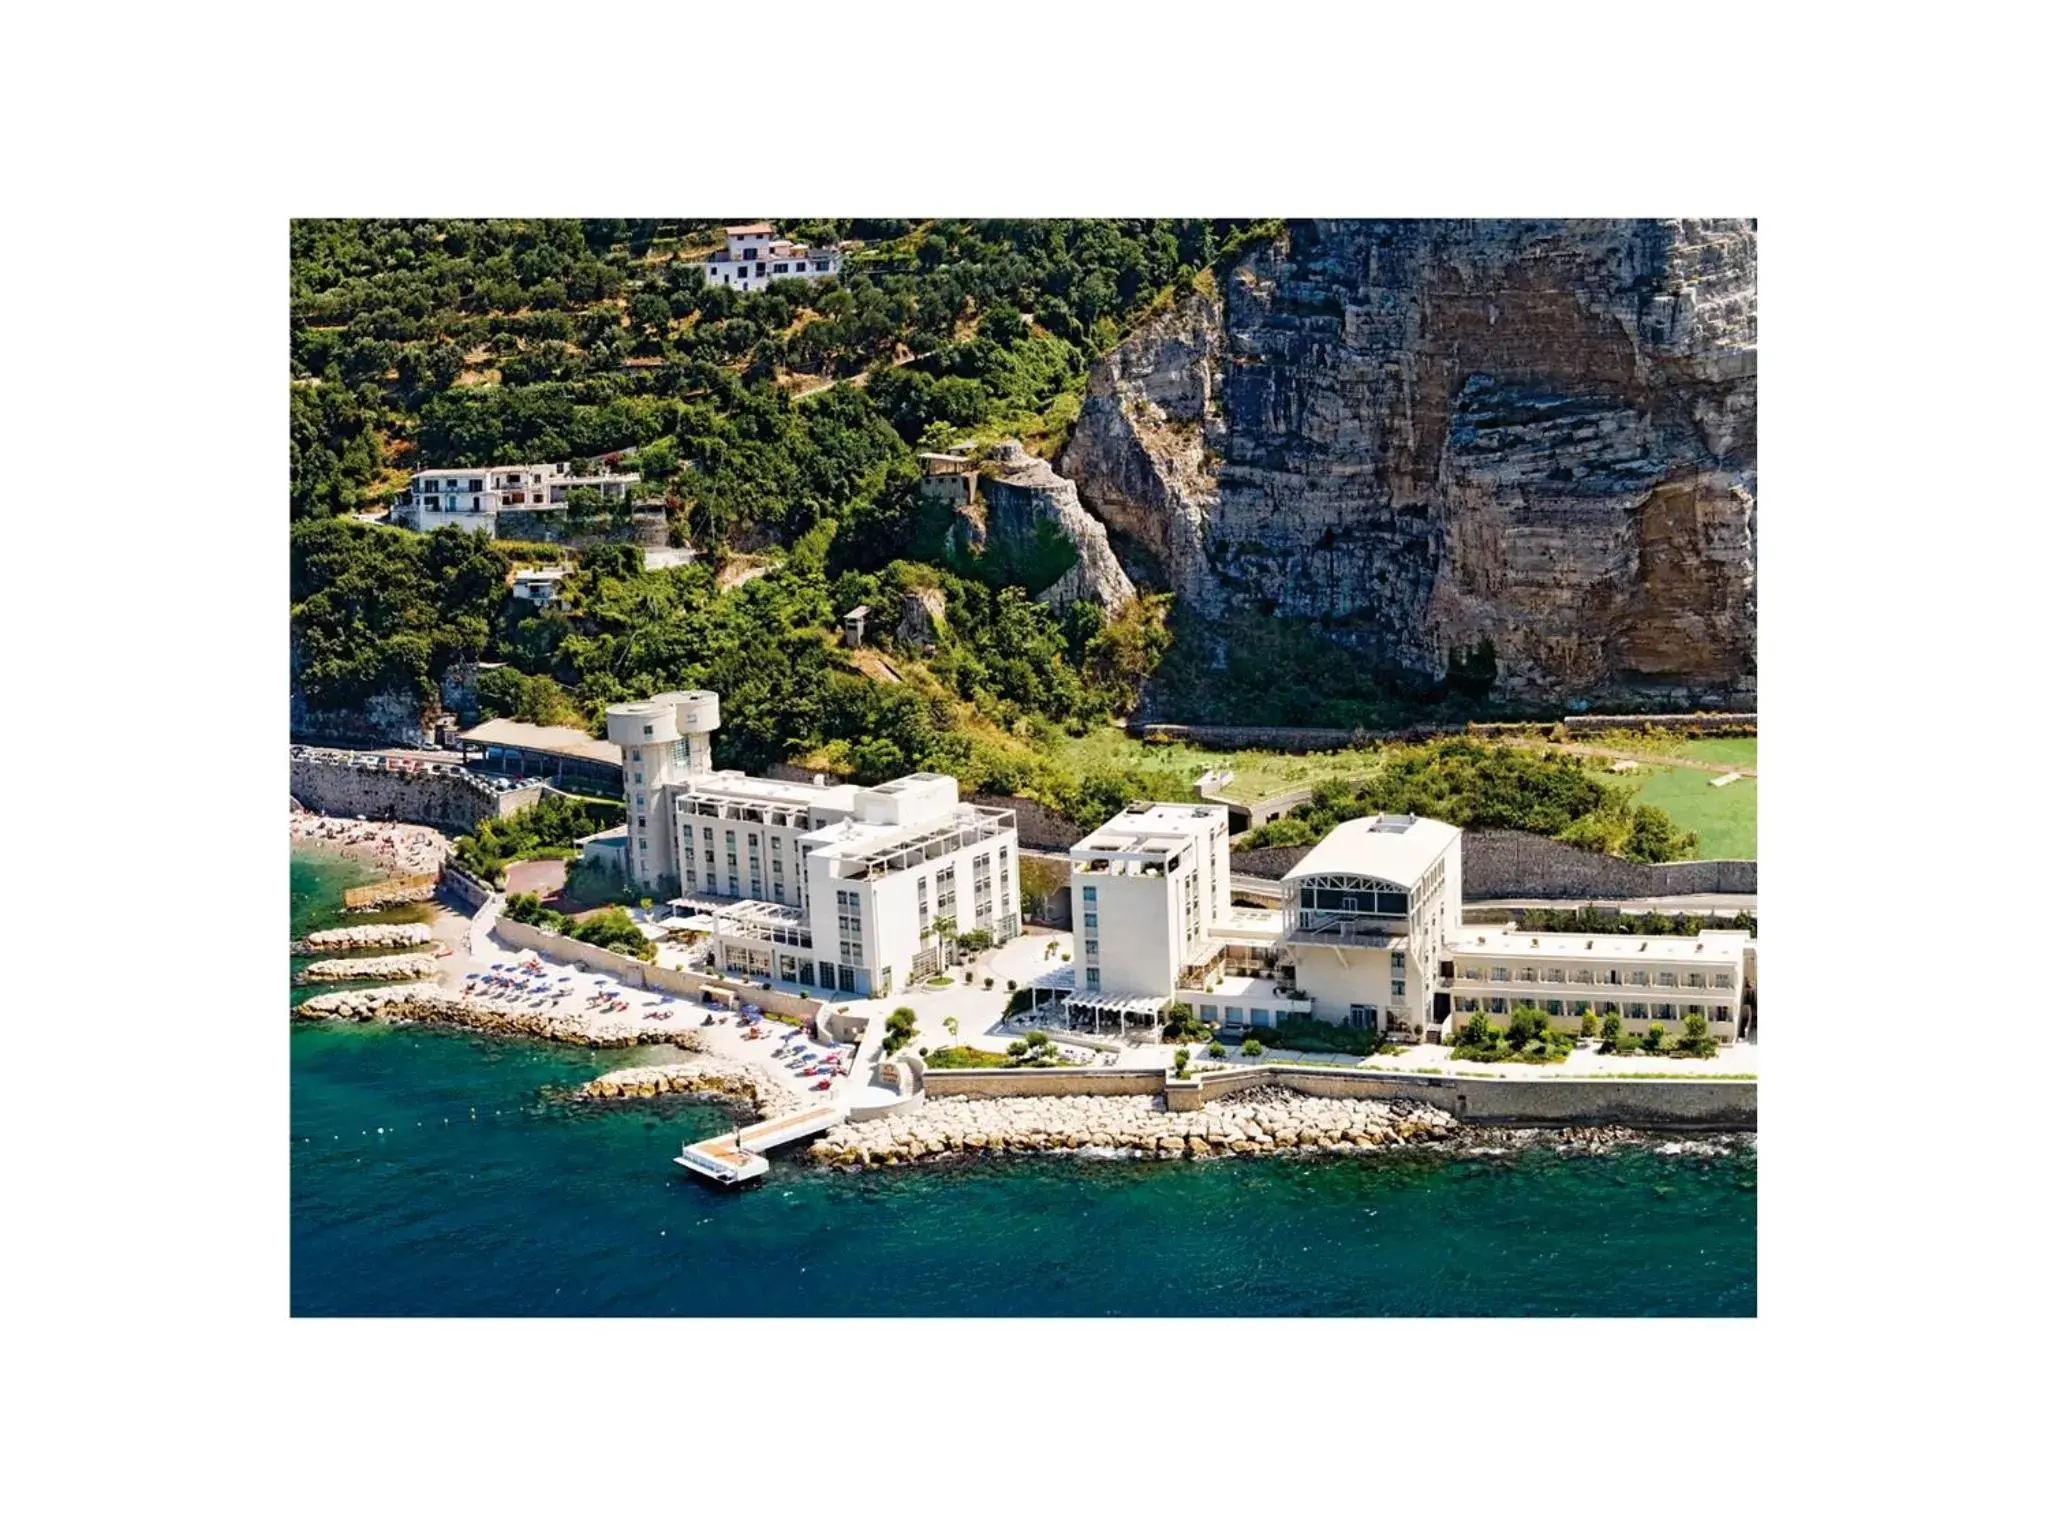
[292,922,433,955]
[575,1060,804,1119]
[296,953,439,983]
[806,1084,1458,1167]
[1059,219,1757,707]
[293,983,707,1048]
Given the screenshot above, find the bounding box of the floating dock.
[675,1102,849,1185]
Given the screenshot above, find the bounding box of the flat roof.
[725,223,774,235]
[1285,814,1460,888]
[1074,801,1226,856]
[458,718,623,768]
[1452,927,1749,964]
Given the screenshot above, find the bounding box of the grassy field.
[1628,765,1757,860]
[1052,724,1758,860]
[1591,730,1757,769]
[1048,726,1383,801]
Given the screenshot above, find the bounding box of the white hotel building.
[700,223,842,294]
[1066,805,1752,1044]
[604,690,1020,998]
[389,462,640,536]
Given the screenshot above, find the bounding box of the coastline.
[290,812,450,877]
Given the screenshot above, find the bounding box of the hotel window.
[1083,912,1098,929]
[1086,968,1101,990]
[1391,979,1405,998]
[1251,1009,1270,1026]
[1486,997,1507,1015]
[1082,886,1097,904]
[1712,1005,1731,1023]
[1544,999,1563,1015]
[1490,967,1508,983]
[1627,1002,1649,1020]
[1629,970,1649,986]
[1654,1003,1677,1022]
[1544,968,1565,984]
[1573,969,1593,985]
[1515,967,1536,983]
[1657,971,1677,988]
[1461,966,1482,981]
[1716,973,1736,989]
[1199,1005,1217,1023]
[1084,939,1098,957]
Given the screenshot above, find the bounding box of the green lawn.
[1050,725,1756,860]
[1049,726,1382,801]
[1629,766,1757,860]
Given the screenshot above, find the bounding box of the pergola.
[1060,991,1170,1039]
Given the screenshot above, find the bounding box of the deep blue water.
[291,852,1757,1317]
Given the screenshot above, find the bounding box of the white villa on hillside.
[1064,805,1753,1044]
[700,223,841,294]
[604,691,1020,998]
[389,462,640,535]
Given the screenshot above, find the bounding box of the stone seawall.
[808,1085,1459,1166]
[289,753,541,833]
[925,1063,1755,1130]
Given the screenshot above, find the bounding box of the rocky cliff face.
[955,441,1136,613]
[1058,220,1757,706]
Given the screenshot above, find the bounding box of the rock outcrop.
[1058,220,1757,707]
[576,1061,804,1118]
[895,586,948,650]
[963,442,1136,613]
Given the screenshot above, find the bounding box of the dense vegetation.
[288,218,1728,857]
[502,893,655,961]
[450,795,620,886]
[1237,739,1700,864]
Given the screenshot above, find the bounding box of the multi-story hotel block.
[700,223,842,294]
[604,690,1020,998]
[389,462,640,536]
[1064,804,1752,1043]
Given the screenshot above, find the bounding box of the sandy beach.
[290,811,451,877]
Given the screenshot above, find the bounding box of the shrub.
[1173,1047,1191,1080]
[1024,1030,1049,1049]
[504,891,543,923]
[1601,1012,1623,1043]
[1678,1012,1718,1058]
[883,1006,920,1054]
[565,907,653,960]
[1459,1013,1492,1048]
[1580,1010,1600,1039]
[1646,1025,1667,1052]
[1242,1039,1265,1058]
[1006,1040,1029,1058]
[1207,1043,1226,1059]
[1506,1006,1546,1050]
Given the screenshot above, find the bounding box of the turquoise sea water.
[291,852,1757,1317]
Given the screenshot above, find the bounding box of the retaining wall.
[1462,829,1756,901]
[437,863,495,913]
[1132,713,1756,751]
[291,752,541,832]
[926,1063,1755,1128]
[1233,829,1757,900]
[493,916,829,1023]
[923,1068,1168,1099]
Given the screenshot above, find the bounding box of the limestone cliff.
[1057,220,1757,706]
[953,441,1136,613]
